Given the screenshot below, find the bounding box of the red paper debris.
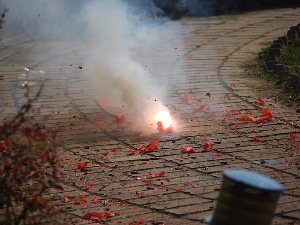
[74,196,87,205]
[181,146,195,153]
[278,171,284,176]
[182,94,192,103]
[289,133,297,140]
[83,212,103,220]
[157,121,174,133]
[150,139,158,150]
[192,105,205,112]
[177,188,182,192]
[239,108,275,123]
[140,192,145,197]
[203,140,214,150]
[255,97,265,105]
[92,113,106,121]
[250,137,261,142]
[74,163,87,169]
[63,195,70,203]
[103,211,116,218]
[84,183,93,190]
[130,218,143,224]
[90,196,98,203]
[111,148,118,152]
[175,166,183,170]
[101,163,107,167]
[136,171,166,180]
[293,147,299,150]
[113,114,125,122]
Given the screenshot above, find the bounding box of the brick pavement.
[1,7,300,225]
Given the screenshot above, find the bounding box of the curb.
[265,23,300,91]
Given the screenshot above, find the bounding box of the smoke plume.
[0,0,179,135]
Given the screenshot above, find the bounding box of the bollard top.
[223,169,282,192]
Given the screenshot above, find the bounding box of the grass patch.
[257,46,279,83]
[257,39,300,100]
[278,39,300,75]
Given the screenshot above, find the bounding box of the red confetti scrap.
[255,97,265,105]
[136,171,166,180]
[250,137,261,142]
[11,161,21,172]
[239,108,275,123]
[146,182,153,185]
[150,139,158,150]
[181,146,195,153]
[90,196,98,203]
[182,94,192,103]
[83,212,103,220]
[177,188,182,192]
[74,196,87,205]
[84,183,93,190]
[289,133,297,140]
[101,163,108,167]
[63,195,70,203]
[92,113,106,121]
[130,218,143,224]
[203,140,214,150]
[111,148,118,152]
[158,185,165,189]
[278,171,284,176]
[192,105,205,112]
[113,114,125,122]
[293,147,299,151]
[128,140,159,155]
[157,121,174,133]
[74,163,87,169]
[228,122,236,126]
[139,192,145,197]
[174,48,178,50]
[175,166,183,170]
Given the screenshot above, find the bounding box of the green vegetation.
[258,39,300,100]
[278,39,300,75]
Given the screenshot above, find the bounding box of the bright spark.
[156,111,172,128]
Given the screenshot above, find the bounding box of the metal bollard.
[205,170,282,225]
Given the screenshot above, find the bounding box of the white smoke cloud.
[0,0,180,135]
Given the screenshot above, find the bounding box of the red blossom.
[181,146,195,153]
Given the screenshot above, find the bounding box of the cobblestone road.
[1,7,300,225]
